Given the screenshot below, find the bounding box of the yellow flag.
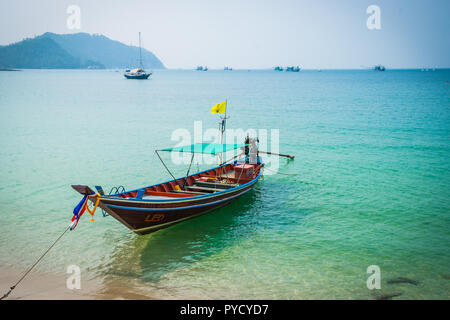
[211,101,227,114]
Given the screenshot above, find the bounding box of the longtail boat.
[71,101,294,235]
[72,143,263,235]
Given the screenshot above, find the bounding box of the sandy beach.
[0,267,98,300]
[0,267,155,300]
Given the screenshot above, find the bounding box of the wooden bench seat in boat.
[128,190,199,199]
[220,170,236,179]
[200,170,238,180]
[184,185,227,193]
[171,189,206,195]
[142,195,176,200]
[194,180,239,189]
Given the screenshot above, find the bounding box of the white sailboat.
[124,32,152,79]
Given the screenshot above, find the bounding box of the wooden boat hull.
[80,162,262,235]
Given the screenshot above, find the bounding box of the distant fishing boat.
[71,101,294,235]
[274,66,283,71]
[124,32,151,79]
[224,66,233,71]
[374,65,386,71]
[196,66,208,71]
[286,66,300,72]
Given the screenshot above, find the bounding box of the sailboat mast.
[139,32,143,69]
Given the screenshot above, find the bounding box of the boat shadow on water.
[102,185,267,284]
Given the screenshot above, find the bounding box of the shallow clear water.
[0,69,449,299]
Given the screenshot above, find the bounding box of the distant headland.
[0,32,165,69]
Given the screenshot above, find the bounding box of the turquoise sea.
[0,69,449,299]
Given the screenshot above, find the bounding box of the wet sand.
[0,267,155,300]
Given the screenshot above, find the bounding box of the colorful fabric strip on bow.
[70,195,88,231]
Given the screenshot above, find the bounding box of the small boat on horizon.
[124,32,151,79]
[196,66,208,71]
[374,65,386,71]
[286,66,300,72]
[274,66,283,71]
[224,66,233,71]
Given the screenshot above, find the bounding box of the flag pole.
[219,99,228,173]
[220,99,226,167]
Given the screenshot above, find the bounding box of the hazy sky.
[0,0,449,69]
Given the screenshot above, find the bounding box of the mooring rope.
[0,224,71,300]
[263,166,299,176]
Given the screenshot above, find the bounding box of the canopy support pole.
[181,152,195,188]
[155,150,176,180]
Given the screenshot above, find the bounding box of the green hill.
[0,32,165,69]
[0,37,98,69]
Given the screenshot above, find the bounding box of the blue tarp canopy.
[159,143,247,155]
